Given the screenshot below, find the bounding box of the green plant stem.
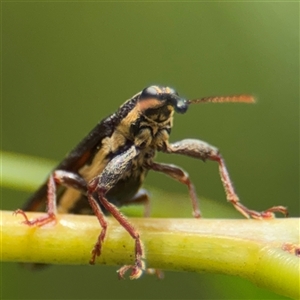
[1,210,299,298]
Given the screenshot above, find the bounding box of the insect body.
[16,86,288,279]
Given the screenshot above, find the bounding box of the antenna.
[188,95,255,105]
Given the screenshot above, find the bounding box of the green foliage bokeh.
[2,2,298,299]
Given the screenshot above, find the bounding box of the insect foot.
[14,175,58,226]
[117,256,146,280]
[13,209,56,226]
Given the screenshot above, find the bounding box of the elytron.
[16,85,287,279]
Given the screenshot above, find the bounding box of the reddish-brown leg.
[14,175,57,226]
[87,145,145,279]
[123,190,165,278]
[147,162,201,218]
[165,139,288,219]
[14,170,87,226]
[87,186,145,279]
[87,191,108,264]
[100,193,145,279]
[211,156,288,219]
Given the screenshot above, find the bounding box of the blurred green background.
[2,2,298,299]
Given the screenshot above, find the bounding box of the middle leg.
[146,162,201,218]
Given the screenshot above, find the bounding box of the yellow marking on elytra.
[79,140,110,182]
[57,188,82,213]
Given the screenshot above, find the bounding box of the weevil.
[15,85,288,279]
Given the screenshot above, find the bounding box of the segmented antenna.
[188,95,255,104]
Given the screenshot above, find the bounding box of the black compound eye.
[140,86,159,99]
[174,98,188,113]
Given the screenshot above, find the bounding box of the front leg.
[164,139,288,219]
[87,145,145,280]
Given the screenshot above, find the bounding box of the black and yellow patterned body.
[23,86,181,215]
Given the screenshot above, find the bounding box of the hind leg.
[15,170,87,226]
